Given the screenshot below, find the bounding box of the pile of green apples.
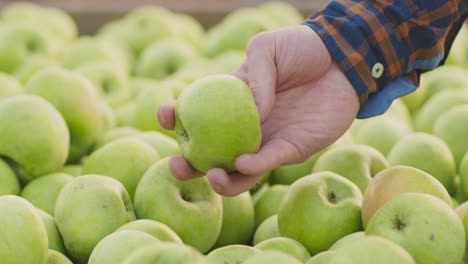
[0,1,468,264]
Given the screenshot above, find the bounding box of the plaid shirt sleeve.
[304,0,468,118]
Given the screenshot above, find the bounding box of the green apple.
[36,209,66,254]
[61,37,129,73]
[134,158,222,253]
[387,133,456,194]
[458,152,468,198]
[243,251,302,264]
[255,237,310,263]
[204,8,278,57]
[305,251,337,264]
[14,55,56,85]
[278,171,363,254]
[446,25,468,67]
[214,192,255,247]
[135,38,199,80]
[253,215,280,245]
[329,231,366,250]
[170,14,205,51]
[132,80,177,135]
[362,165,452,227]
[260,1,303,26]
[0,195,48,264]
[0,24,53,73]
[382,98,412,126]
[128,77,158,99]
[214,51,245,73]
[122,242,207,264]
[254,185,289,227]
[88,230,160,264]
[59,165,81,177]
[455,202,468,263]
[98,102,116,137]
[352,116,412,156]
[0,158,20,195]
[47,250,73,264]
[414,89,468,133]
[94,127,140,150]
[117,219,183,243]
[170,58,224,85]
[366,193,465,264]
[76,61,130,108]
[313,144,388,192]
[421,65,468,97]
[0,72,23,99]
[208,245,260,264]
[175,74,261,172]
[82,138,160,198]
[434,105,468,167]
[326,235,416,264]
[0,95,69,180]
[400,84,429,114]
[137,132,181,158]
[26,67,103,163]
[55,175,136,263]
[21,172,74,215]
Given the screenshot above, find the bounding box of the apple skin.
[47,249,73,264]
[117,219,183,244]
[36,209,66,254]
[458,153,468,198]
[94,126,140,150]
[0,24,53,73]
[14,55,56,85]
[54,175,136,263]
[213,192,255,247]
[88,230,160,264]
[387,133,456,194]
[414,89,468,133]
[327,235,416,264]
[400,83,429,114]
[26,67,103,163]
[254,185,289,227]
[455,202,468,263]
[243,251,302,264]
[361,165,452,227]
[122,242,207,264]
[175,74,261,172]
[134,158,223,253]
[313,144,389,192]
[0,158,20,195]
[207,245,261,264]
[76,61,130,108]
[383,98,412,126]
[366,193,465,264]
[329,231,366,250]
[0,195,49,264]
[0,72,23,99]
[253,214,280,245]
[136,132,181,158]
[0,95,69,181]
[135,38,199,80]
[82,137,160,198]
[420,65,468,97]
[59,165,81,177]
[278,171,363,255]
[434,105,468,167]
[352,116,412,156]
[255,237,310,263]
[260,1,303,26]
[305,251,337,264]
[61,37,129,73]
[21,173,74,215]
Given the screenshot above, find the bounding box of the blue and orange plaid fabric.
[305,0,468,118]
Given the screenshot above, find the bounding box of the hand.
[158,25,360,196]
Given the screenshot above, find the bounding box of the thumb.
[244,32,277,123]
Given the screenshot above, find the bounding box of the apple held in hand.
[0,195,49,264]
[278,171,363,255]
[175,74,261,172]
[55,175,136,263]
[134,158,222,253]
[366,193,465,264]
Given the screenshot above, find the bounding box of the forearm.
[305,0,467,118]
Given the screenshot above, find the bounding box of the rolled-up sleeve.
[304,0,468,118]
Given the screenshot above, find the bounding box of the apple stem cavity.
[328,191,336,204]
[393,216,406,231]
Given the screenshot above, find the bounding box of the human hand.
[158,25,360,196]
